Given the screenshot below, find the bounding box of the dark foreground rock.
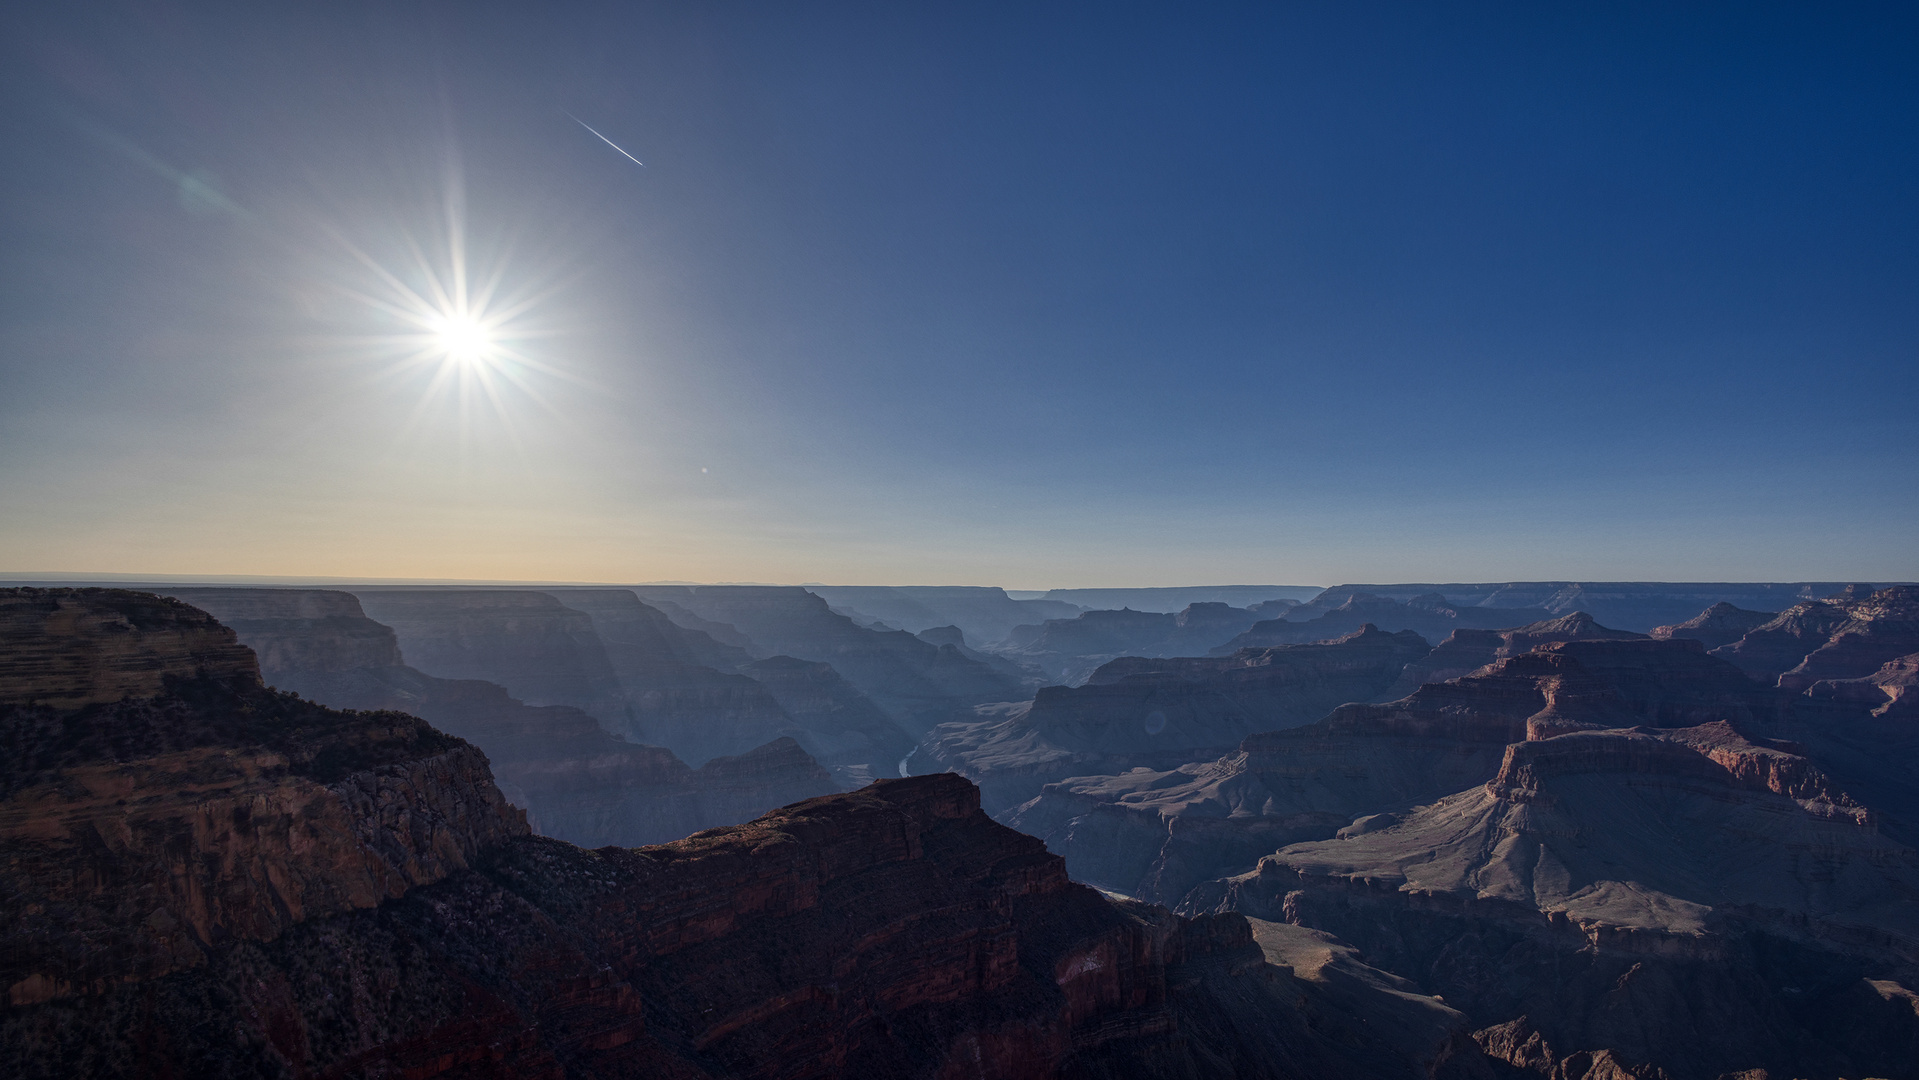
[0,588,1475,1080]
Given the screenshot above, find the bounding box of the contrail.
[566,112,646,168]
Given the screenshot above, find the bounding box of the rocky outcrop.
[353,589,627,716]
[1375,613,1648,700]
[2,635,1469,1079]
[153,588,840,846]
[1308,582,1885,634]
[741,656,917,784]
[1036,586,1321,613]
[1773,585,1919,692]
[1219,593,1550,652]
[918,626,1432,815]
[1805,652,1919,719]
[1008,638,1793,909]
[1192,719,1919,1080]
[504,735,840,846]
[0,588,257,708]
[806,584,1083,646]
[636,585,1027,736]
[1650,602,1777,651]
[999,604,1272,684]
[552,586,756,672]
[1707,585,1919,690]
[0,589,527,1006]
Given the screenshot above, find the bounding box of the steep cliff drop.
[0,589,1476,1079]
[916,626,1433,815]
[160,587,839,847]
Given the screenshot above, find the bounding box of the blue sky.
[1,1,1914,586]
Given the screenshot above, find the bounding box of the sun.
[429,312,493,365]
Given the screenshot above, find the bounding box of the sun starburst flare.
[311,174,583,455]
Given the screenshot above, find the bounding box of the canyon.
[1,587,1479,1079]
[5,579,1917,1079]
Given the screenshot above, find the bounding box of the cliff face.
[156,588,839,848]
[1805,652,1919,719]
[0,590,527,1007]
[352,589,628,716]
[1650,601,1777,651]
[1306,582,1880,633]
[1008,639,1793,910]
[1194,719,1919,1080]
[636,585,1027,736]
[805,584,1084,647]
[1218,592,1551,652]
[918,626,1433,815]
[1708,585,1919,690]
[0,588,258,708]
[998,605,1270,685]
[0,599,1458,1079]
[1367,611,1644,701]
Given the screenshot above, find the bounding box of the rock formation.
[1302,582,1889,633]
[805,584,1084,645]
[1711,585,1919,690]
[1009,637,1793,908]
[1805,652,1919,719]
[998,604,1277,684]
[352,588,628,716]
[917,626,1432,815]
[1193,720,1919,1080]
[1035,586,1322,613]
[159,588,839,846]
[635,585,1027,735]
[1217,592,1552,652]
[1374,611,1647,700]
[1649,601,1777,650]
[0,591,1471,1079]
[740,655,918,783]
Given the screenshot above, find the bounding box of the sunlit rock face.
[1006,636,1786,907]
[159,587,837,847]
[1191,718,1919,1080]
[1708,585,1919,690]
[635,584,1028,736]
[1805,652,1919,719]
[919,626,1433,815]
[0,597,1467,1079]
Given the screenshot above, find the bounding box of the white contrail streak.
[566,112,646,168]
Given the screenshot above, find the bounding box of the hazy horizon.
[4,3,1914,585]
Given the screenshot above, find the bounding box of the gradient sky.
[2,1,1914,587]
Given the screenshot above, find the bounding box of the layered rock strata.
[0,597,1466,1079]
[917,626,1431,815]
[1374,612,1647,700]
[159,588,840,845]
[1219,593,1551,652]
[1191,719,1919,1080]
[1649,601,1777,651]
[1709,585,1919,689]
[1008,638,1794,907]
[636,585,1027,736]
